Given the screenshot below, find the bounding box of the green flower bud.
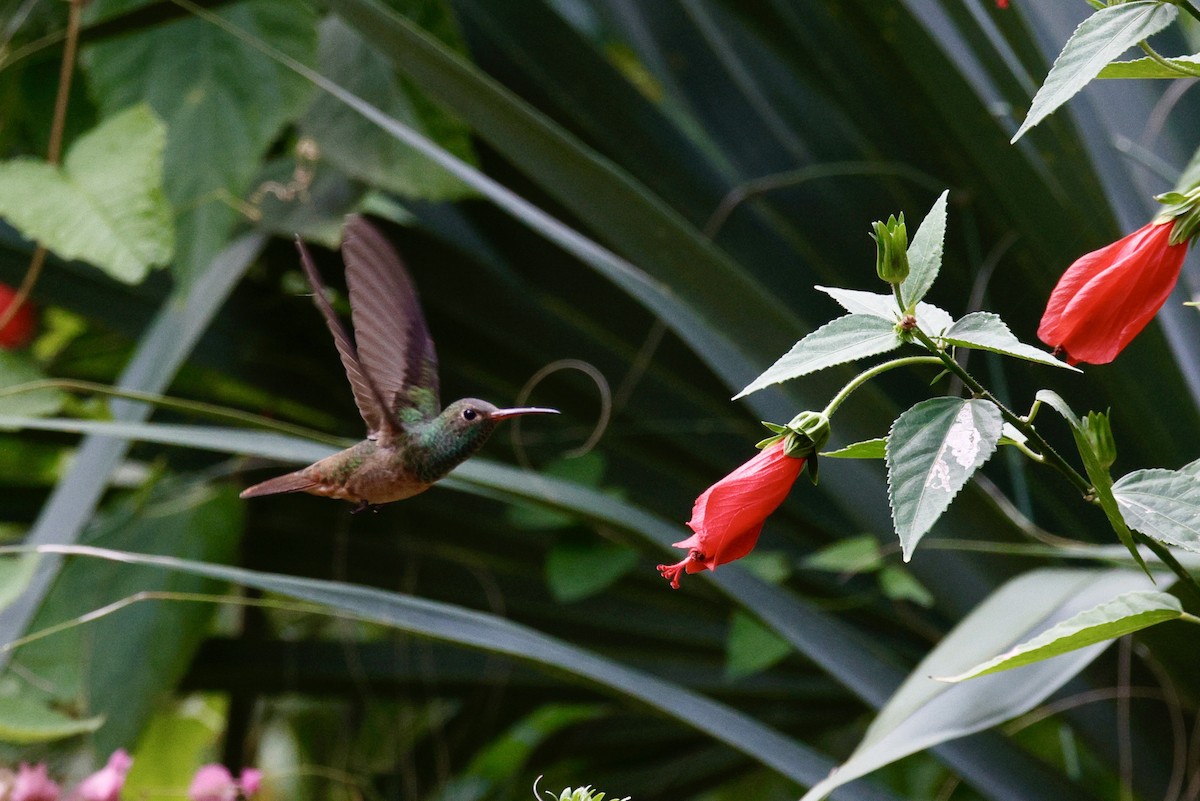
[1081,410,1117,470]
[870,213,909,285]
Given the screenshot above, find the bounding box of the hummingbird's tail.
[240,470,319,499]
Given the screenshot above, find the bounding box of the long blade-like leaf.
[22,544,900,801]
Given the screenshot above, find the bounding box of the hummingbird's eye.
[461,408,478,421]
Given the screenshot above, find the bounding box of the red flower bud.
[0,283,37,350]
[1037,219,1188,365]
[658,441,805,589]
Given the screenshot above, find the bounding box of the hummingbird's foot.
[350,500,380,515]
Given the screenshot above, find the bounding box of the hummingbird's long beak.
[491,407,560,420]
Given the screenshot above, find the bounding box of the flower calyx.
[1154,185,1200,245]
[870,213,910,285]
[758,411,831,482]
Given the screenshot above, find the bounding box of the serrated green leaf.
[938,590,1182,682]
[887,398,1002,560]
[898,190,948,309]
[814,286,954,336]
[942,312,1079,371]
[1113,459,1200,552]
[735,314,903,399]
[0,693,104,744]
[726,611,793,679]
[301,16,475,200]
[821,438,887,460]
[0,105,172,283]
[1012,1,1178,141]
[84,0,316,280]
[1098,54,1200,79]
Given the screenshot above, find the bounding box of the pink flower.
[72,750,131,801]
[1038,219,1188,364]
[188,764,261,801]
[13,763,61,801]
[658,441,806,588]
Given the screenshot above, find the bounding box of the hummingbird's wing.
[340,216,441,422]
[295,236,400,444]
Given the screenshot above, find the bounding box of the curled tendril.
[510,359,612,469]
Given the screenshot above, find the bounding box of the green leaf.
[33,545,852,791]
[1012,1,1178,141]
[544,540,638,603]
[122,699,225,799]
[735,314,903,399]
[0,351,65,417]
[0,693,104,744]
[802,535,882,575]
[814,286,954,336]
[938,590,1183,682]
[301,16,474,200]
[0,105,172,283]
[725,611,792,679]
[1034,389,1080,428]
[84,0,316,280]
[1038,391,1150,575]
[0,234,265,682]
[15,483,242,752]
[821,438,887,460]
[886,398,1002,560]
[508,453,608,529]
[1113,459,1200,552]
[799,568,1159,801]
[878,566,934,608]
[1098,54,1200,79]
[942,312,1080,371]
[898,189,948,309]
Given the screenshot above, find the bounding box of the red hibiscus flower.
[0,283,37,350]
[658,441,805,589]
[1037,219,1188,365]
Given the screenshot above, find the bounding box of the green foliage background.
[0,1,1198,800]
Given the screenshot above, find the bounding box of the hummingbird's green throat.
[239,217,558,513]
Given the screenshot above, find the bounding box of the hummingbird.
[240,216,558,513]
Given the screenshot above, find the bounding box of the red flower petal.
[0,283,37,350]
[659,442,804,588]
[1038,220,1187,364]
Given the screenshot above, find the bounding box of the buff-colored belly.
[302,444,430,505]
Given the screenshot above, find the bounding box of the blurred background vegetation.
[0,1,1198,799]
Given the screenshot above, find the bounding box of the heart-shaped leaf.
[0,105,172,283]
[1113,459,1200,552]
[887,398,1002,560]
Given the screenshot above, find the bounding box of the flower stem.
[908,327,1091,495]
[909,328,1200,604]
[1137,40,1189,75]
[1138,535,1200,607]
[821,355,943,417]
